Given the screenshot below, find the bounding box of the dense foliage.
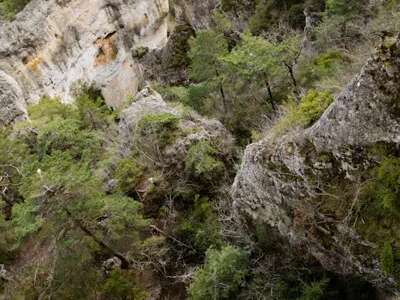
[3,0,400,299]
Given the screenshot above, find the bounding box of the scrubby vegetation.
[4,0,400,299]
[189,246,249,300]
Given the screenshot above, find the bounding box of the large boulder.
[232,37,400,293]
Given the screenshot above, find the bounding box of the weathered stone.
[0,0,170,110]
[232,37,400,293]
[0,70,26,126]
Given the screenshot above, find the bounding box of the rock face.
[0,70,26,126]
[0,0,219,117]
[232,37,400,293]
[0,0,171,109]
[119,87,234,204]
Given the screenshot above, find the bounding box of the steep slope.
[232,36,400,293]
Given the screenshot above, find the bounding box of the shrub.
[177,197,222,254]
[138,113,180,148]
[288,4,306,29]
[189,246,249,300]
[28,97,78,124]
[11,200,43,243]
[296,90,333,125]
[273,89,333,135]
[325,0,366,18]
[373,157,400,214]
[299,51,347,87]
[248,0,273,35]
[35,118,101,160]
[74,86,116,130]
[114,157,144,195]
[185,141,225,181]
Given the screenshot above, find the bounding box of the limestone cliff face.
[0,0,171,111]
[0,0,219,127]
[232,38,400,293]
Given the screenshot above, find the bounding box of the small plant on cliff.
[299,279,329,300]
[274,89,333,135]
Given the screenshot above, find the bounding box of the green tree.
[188,30,229,115]
[2,96,150,298]
[222,33,285,110]
[0,129,30,219]
[276,34,303,96]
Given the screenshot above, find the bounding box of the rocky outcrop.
[0,0,171,109]
[0,0,220,125]
[119,86,233,159]
[232,37,400,293]
[118,87,233,205]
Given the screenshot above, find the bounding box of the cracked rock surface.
[232,37,400,293]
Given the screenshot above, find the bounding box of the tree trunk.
[215,69,227,116]
[285,63,300,100]
[64,208,131,269]
[263,75,277,111]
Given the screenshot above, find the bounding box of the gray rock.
[119,87,233,163]
[0,0,171,111]
[232,37,400,293]
[0,70,26,126]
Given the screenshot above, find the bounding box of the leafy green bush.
[11,200,43,244]
[28,97,78,124]
[185,141,225,181]
[114,157,144,195]
[273,89,333,135]
[35,118,101,160]
[248,0,274,34]
[299,51,347,87]
[189,246,249,300]
[138,113,180,148]
[325,0,366,17]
